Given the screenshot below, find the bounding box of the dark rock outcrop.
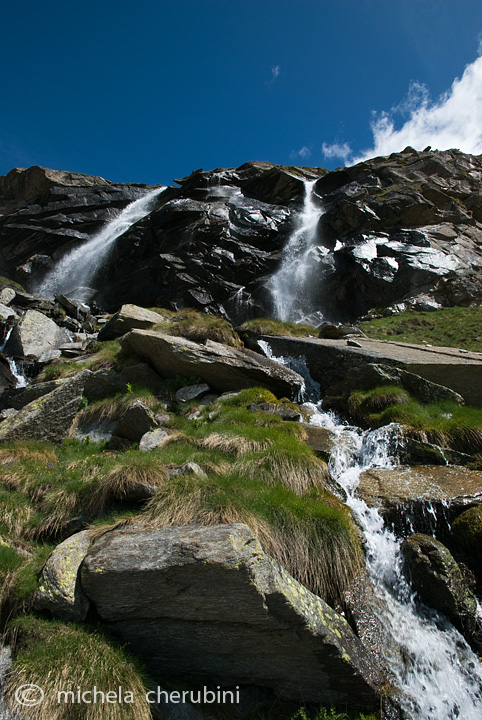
[402,533,481,651]
[80,523,383,707]
[2,150,482,322]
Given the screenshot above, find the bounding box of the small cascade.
[7,358,27,388]
[261,342,482,719]
[1,328,28,388]
[35,186,165,302]
[268,179,323,322]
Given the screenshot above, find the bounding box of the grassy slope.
[360,307,482,352]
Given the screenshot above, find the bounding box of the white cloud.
[353,54,482,163]
[290,145,312,160]
[321,141,352,161]
[266,65,280,85]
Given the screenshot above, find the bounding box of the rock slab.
[0,369,92,444]
[81,523,382,707]
[120,330,304,400]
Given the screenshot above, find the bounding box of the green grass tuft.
[347,386,482,454]
[7,616,152,720]
[238,317,318,338]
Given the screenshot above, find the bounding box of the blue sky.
[2,0,482,186]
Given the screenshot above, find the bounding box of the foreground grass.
[0,388,362,609]
[360,306,482,352]
[7,616,151,720]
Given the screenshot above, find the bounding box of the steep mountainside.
[1,148,482,322]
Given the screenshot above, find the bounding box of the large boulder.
[325,362,464,411]
[120,330,305,399]
[401,533,480,650]
[0,377,66,411]
[112,400,159,442]
[358,466,482,538]
[80,523,383,708]
[0,369,92,443]
[3,309,70,361]
[98,304,166,341]
[34,531,92,621]
[262,335,482,407]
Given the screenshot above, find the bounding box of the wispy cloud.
[321,141,352,162]
[290,145,312,160]
[266,65,280,85]
[353,54,482,163]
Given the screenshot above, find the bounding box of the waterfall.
[330,420,482,720]
[260,342,482,719]
[35,186,165,302]
[7,358,27,388]
[268,179,323,323]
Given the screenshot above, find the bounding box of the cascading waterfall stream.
[0,327,27,388]
[35,186,165,302]
[268,179,323,323]
[262,342,482,719]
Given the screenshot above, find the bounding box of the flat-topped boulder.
[80,523,382,707]
[358,465,482,536]
[120,330,304,399]
[261,335,482,406]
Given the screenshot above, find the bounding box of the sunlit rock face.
[1,149,482,321]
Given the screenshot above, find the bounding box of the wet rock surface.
[402,533,481,650]
[358,466,482,536]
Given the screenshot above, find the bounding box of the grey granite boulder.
[83,368,125,402]
[120,330,304,400]
[0,378,66,411]
[4,309,70,361]
[98,304,166,340]
[34,531,92,621]
[139,428,170,452]
[175,383,211,403]
[81,523,382,708]
[0,369,92,443]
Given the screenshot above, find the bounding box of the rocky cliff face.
[1,148,482,322]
